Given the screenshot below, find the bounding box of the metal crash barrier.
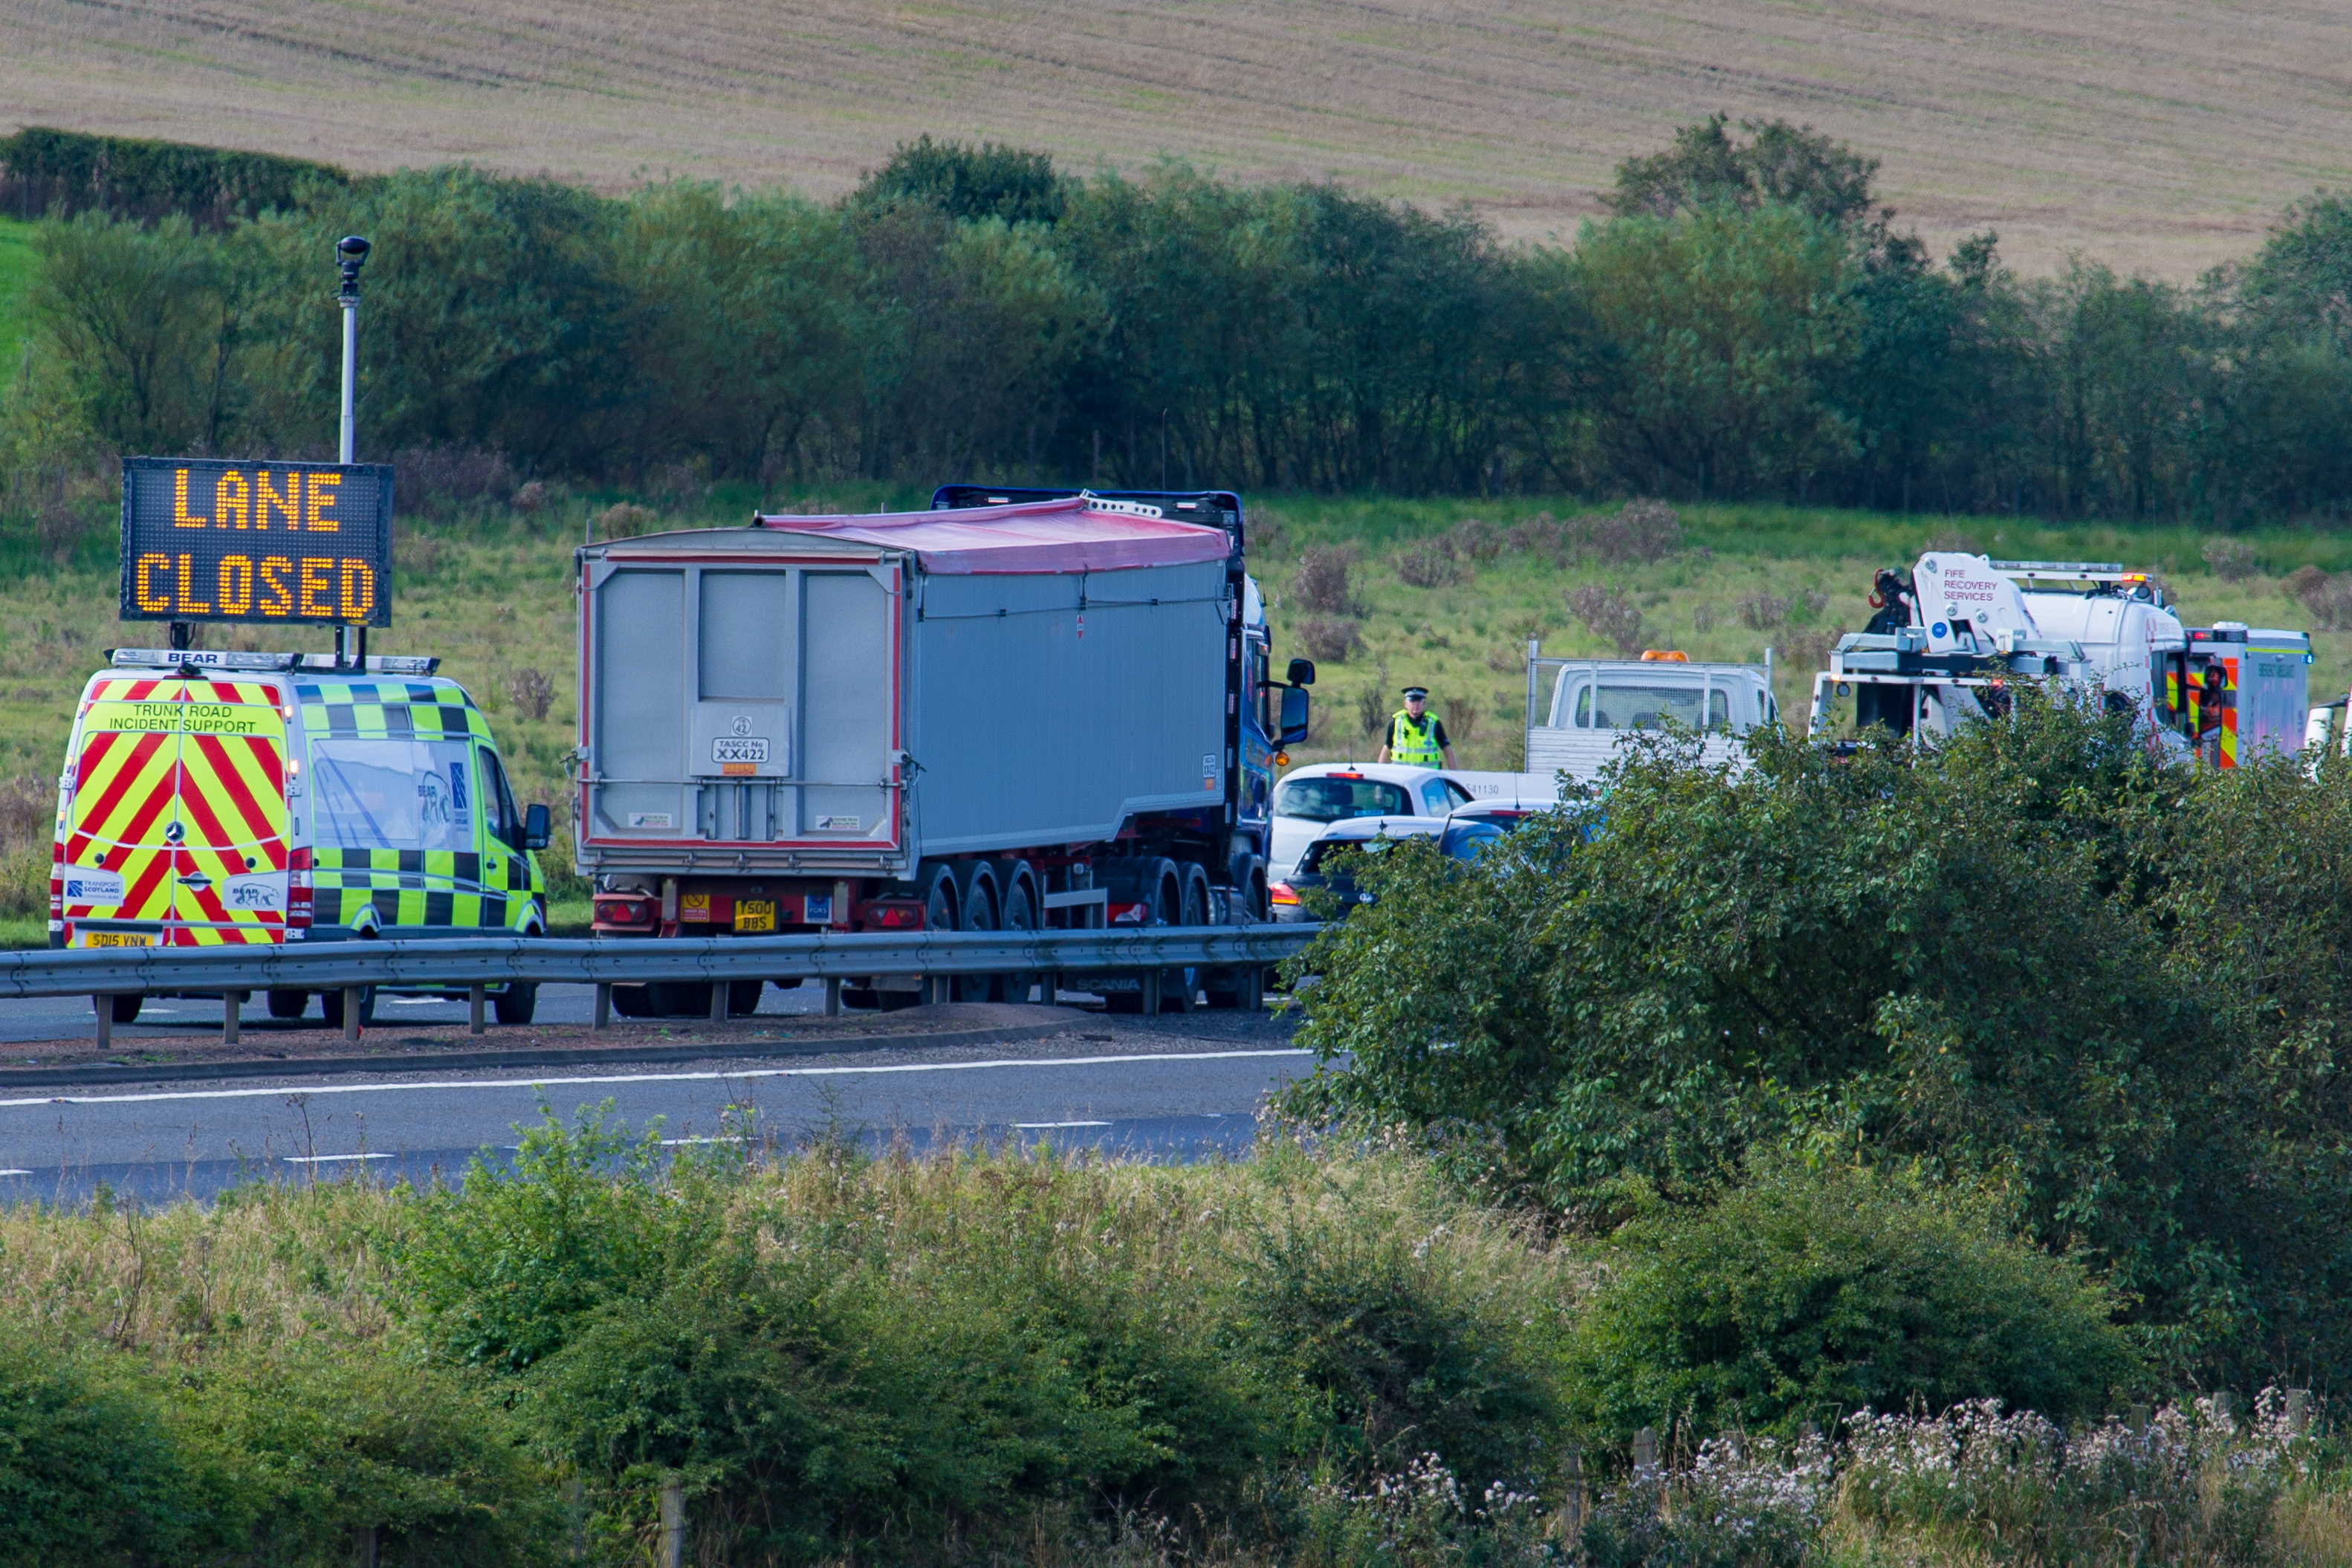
[15,925,1323,1046]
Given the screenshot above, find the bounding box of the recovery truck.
[573,487,1313,1015]
[1807,552,2313,764]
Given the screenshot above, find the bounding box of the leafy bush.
[0,1341,201,1567]
[1281,692,2352,1381]
[1567,583,1647,657]
[398,1104,691,1372]
[1396,535,1463,588]
[1293,545,1361,615]
[1564,1163,2139,1439]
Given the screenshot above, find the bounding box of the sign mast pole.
[335,235,370,668]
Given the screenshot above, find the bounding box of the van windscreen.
[1276,777,1413,823]
[312,739,476,852]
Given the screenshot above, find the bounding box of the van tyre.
[493,982,538,1026]
[320,986,376,1030]
[265,990,308,1020]
[612,984,658,1019]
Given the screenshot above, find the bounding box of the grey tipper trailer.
[1523,641,1777,783]
[574,491,1312,1018]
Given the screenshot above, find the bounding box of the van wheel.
[320,986,377,1030]
[96,994,143,1025]
[265,989,308,1020]
[611,984,658,1019]
[493,982,538,1026]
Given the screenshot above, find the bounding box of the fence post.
[2286,1389,2311,1435]
[2212,1391,2235,1427]
[658,1479,684,1568]
[354,1524,378,1567]
[468,984,485,1035]
[1633,1425,1656,1475]
[593,983,611,1029]
[221,991,239,1046]
[1557,1443,1584,1546]
[561,1476,586,1560]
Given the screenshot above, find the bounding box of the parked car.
[1269,814,1506,922]
[1448,800,1549,831]
[1269,763,1474,881]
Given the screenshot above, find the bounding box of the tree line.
[7,119,2352,522]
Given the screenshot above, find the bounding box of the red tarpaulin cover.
[751,496,1231,574]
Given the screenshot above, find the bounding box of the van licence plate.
[82,931,154,947]
[733,899,776,933]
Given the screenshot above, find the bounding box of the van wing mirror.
[524,803,552,851]
[1278,687,1311,746]
[1286,658,1317,687]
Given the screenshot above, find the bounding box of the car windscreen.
[1276,777,1413,823]
[1440,823,1507,861]
[1298,831,1438,874]
[311,738,476,853]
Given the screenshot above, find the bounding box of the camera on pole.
[335,236,371,666]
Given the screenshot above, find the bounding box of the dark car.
[1270,814,1506,922]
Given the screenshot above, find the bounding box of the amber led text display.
[120,458,395,626]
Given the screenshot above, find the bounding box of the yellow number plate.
[82,931,154,947]
[733,899,776,933]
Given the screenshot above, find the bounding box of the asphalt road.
[0,990,1316,1205]
[0,977,839,1046]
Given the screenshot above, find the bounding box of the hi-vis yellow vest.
[1388,710,1442,765]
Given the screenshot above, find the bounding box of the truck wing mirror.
[1286,658,1317,687]
[523,803,552,851]
[1278,687,1312,746]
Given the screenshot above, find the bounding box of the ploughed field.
[6,0,2348,277]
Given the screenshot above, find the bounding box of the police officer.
[1378,686,1456,769]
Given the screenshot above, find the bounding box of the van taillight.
[288,846,313,930]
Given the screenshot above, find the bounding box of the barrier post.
[467,984,485,1035]
[593,984,611,1029]
[342,988,361,1043]
[824,977,840,1017]
[222,991,239,1045]
[708,981,728,1022]
[94,997,111,1049]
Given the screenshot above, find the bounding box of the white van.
[1523,646,1776,782]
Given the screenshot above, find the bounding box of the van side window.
[1708,689,1731,730]
[479,748,523,848]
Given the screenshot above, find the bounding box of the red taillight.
[865,903,921,930]
[1269,881,1299,906]
[594,896,655,928]
[1329,771,1363,780]
[1109,901,1149,924]
[287,846,313,930]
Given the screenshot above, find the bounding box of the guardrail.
[14,925,1323,1045]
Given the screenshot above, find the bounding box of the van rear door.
[60,677,289,947]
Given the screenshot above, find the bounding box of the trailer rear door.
[586,560,897,850]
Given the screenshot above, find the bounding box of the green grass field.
[0,216,37,378]
[0,490,2333,942]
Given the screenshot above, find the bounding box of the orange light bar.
[1640,649,1690,661]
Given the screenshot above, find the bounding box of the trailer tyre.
[612,984,659,1019]
[997,874,1040,1004]
[950,863,997,1002]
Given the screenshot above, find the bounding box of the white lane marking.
[0,1168,32,1176]
[387,997,447,1006]
[1014,1120,1112,1128]
[661,1135,744,1146]
[0,1049,1312,1110]
[282,1152,392,1164]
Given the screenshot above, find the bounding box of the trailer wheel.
[611,984,659,1019]
[1163,865,1209,1013]
[950,863,997,1002]
[997,874,1040,1004]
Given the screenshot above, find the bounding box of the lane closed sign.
[120,457,395,627]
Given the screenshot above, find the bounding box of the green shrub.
[1564,1162,2140,1440]
[398,1102,693,1372]
[0,1341,202,1567]
[1233,1170,1561,1491]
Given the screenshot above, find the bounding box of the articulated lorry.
[1807,553,2313,763]
[573,487,1312,1015]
